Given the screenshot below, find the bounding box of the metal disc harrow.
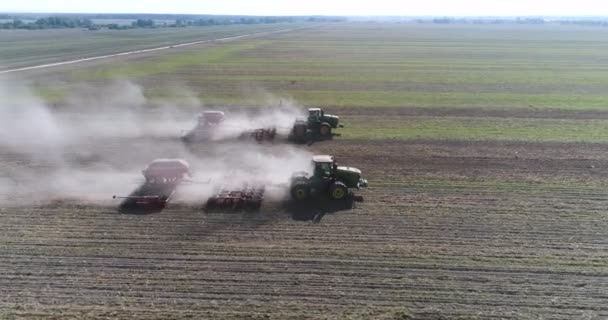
[240,128,277,142]
[205,183,266,212]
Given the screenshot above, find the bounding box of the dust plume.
[0,77,186,206]
[213,102,306,140]
[218,89,307,139]
[0,79,67,150]
[0,77,314,207]
[176,143,313,203]
[61,79,196,139]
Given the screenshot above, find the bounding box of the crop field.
[0,23,302,70]
[2,23,608,319]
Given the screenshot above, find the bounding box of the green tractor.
[289,108,343,143]
[290,155,368,202]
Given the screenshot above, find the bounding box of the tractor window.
[315,162,332,177]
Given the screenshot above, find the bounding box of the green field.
[56,23,608,111]
[13,23,608,143]
[0,23,302,69]
[342,117,608,142]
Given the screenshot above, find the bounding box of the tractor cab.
[307,108,323,126]
[198,111,225,126]
[312,155,336,178]
[308,108,323,118]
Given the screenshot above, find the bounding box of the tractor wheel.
[180,134,193,143]
[290,183,311,201]
[329,181,348,200]
[292,124,307,142]
[319,122,332,138]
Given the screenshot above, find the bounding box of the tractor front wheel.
[319,122,332,138]
[329,182,348,200]
[290,183,311,201]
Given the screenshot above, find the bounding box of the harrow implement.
[204,183,266,212]
[240,128,277,142]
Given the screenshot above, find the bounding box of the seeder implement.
[114,159,191,210]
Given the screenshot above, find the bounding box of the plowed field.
[2,23,608,319]
[2,110,608,319]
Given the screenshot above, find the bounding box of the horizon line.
[1,12,608,18]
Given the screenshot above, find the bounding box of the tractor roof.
[147,158,190,170]
[308,108,321,112]
[312,155,334,163]
[202,111,225,115]
[198,111,225,123]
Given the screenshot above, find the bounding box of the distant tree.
[132,19,155,27]
[0,13,347,30]
[12,19,24,28]
[433,17,452,24]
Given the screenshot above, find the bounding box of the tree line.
[0,14,344,30]
[1,17,94,30]
[416,17,608,26]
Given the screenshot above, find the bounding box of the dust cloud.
[0,77,313,207]
[177,143,313,203]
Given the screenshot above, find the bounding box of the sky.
[1,0,607,17]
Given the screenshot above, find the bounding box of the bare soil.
[1,107,608,319]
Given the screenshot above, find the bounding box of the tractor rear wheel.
[291,123,307,143]
[319,122,332,138]
[329,181,348,200]
[290,183,311,201]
